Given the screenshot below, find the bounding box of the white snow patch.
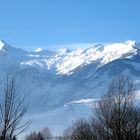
[101,40,136,64]
[57,48,69,55]
[34,48,43,52]
[0,40,5,50]
[135,90,140,100]
[64,98,99,107]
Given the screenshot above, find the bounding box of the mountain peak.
[0,39,5,50]
[0,39,13,52]
[34,48,43,52]
[57,48,70,55]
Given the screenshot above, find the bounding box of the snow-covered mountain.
[19,40,136,75]
[0,39,140,136]
[0,39,137,75]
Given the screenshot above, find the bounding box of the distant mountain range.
[0,39,140,135]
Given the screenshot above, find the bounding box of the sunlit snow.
[19,40,137,75]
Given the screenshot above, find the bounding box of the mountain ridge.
[0,39,137,75]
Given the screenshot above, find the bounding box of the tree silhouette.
[0,76,30,140]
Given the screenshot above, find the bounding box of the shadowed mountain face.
[0,39,140,134]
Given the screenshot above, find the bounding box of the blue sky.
[0,0,139,50]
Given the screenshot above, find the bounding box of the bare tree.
[25,127,52,140]
[25,131,44,140]
[25,132,39,140]
[93,75,140,140]
[41,127,52,140]
[0,76,30,140]
[63,119,92,140]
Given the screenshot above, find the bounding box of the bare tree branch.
[0,76,30,140]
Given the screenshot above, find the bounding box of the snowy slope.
[0,39,140,136]
[19,40,136,75]
[1,39,136,75]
